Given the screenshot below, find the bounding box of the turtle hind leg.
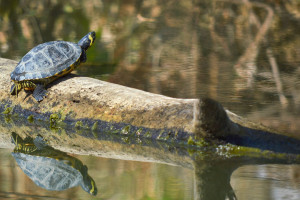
[32,84,47,102]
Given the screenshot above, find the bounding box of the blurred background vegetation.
[0,0,300,134]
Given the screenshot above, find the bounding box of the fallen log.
[0,57,299,154]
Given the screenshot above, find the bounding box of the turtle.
[10,31,96,102]
[11,132,97,195]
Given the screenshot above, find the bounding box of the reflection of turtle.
[10,31,96,101]
[11,132,97,195]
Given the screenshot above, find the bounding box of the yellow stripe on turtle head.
[89,179,97,195]
[88,34,94,47]
[78,31,96,51]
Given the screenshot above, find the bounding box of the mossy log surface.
[0,58,196,134]
[1,58,299,154]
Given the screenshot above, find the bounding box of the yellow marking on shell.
[88,34,94,47]
[53,62,77,78]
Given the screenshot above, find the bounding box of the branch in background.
[20,0,43,43]
[234,0,288,107]
[220,0,274,87]
[266,48,288,107]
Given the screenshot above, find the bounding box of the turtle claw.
[33,135,48,150]
[33,84,47,102]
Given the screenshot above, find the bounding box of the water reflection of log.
[194,160,238,200]
[193,156,300,200]
[1,119,300,199]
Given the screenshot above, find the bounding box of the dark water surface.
[0,0,300,199]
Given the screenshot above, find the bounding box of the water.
[0,0,300,199]
[0,148,194,200]
[232,165,300,200]
[2,132,300,200]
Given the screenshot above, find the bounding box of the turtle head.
[78,31,96,51]
[81,175,97,196]
[80,165,98,196]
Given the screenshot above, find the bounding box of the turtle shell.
[11,41,82,81]
[12,152,83,191]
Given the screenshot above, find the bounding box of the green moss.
[92,121,98,132]
[136,138,142,144]
[75,121,83,129]
[49,112,68,128]
[92,131,98,138]
[111,130,120,134]
[159,132,170,141]
[27,115,34,123]
[144,131,151,138]
[121,125,131,135]
[223,145,262,156]
[4,115,11,123]
[216,144,291,159]
[50,113,60,127]
[187,136,196,145]
[3,107,12,115]
[187,148,197,156]
[194,137,210,147]
[157,130,164,140]
[135,128,143,136]
[121,136,130,144]
[50,125,61,133]
[174,131,179,139]
[12,113,19,118]
[50,113,59,123]
[187,135,210,147]
[163,134,170,141]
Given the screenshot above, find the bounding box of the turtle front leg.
[10,83,22,97]
[32,84,47,102]
[10,84,18,96]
